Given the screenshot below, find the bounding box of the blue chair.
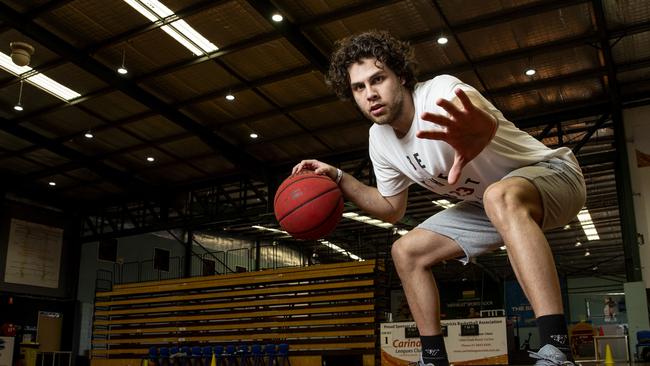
[181,346,191,366]
[159,347,171,366]
[264,344,276,366]
[213,345,225,366]
[191,346,203,366]
[250,344,264,366]
[224,345,237,366]
[636,330,650,361]
[276,344,289,366]
[202,346,213,366]
[170,347,181,366]
[149,346,159,360]
[237,345,250,366]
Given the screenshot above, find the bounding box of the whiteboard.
[4,219,63,288]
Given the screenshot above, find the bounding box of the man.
[292,31,585,366]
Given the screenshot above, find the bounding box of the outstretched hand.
[416,88,497,185]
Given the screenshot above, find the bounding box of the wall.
[566,276,627,326]
[623,105,650,288]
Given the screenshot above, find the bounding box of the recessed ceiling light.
[48,181,56,186]
[146,156,155,162]
[437,36,448,45]
[84,131,94,139]
[225,93,235,101]
[525,68,536,76]
[250,133,258,139]
[271,13,283,22]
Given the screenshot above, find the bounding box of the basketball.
[274,171,344,240]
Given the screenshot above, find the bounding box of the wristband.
[335,168,343,184]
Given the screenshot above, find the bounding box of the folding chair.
[237,344,251,366]
[636,330,650,361]
[213,345,225,366]
[224,345,238,366]
[202,346,213,366]
[264,344,276,366]
[250,345,264,366]
[276,344,290,366]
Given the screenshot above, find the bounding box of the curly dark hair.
[326,30,418,100]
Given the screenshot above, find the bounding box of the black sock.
[420,334,449,366]
[537,314,573,361]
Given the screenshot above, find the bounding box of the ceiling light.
[271,13,283,22]
[225,93,235,101]
[146,156,155,162]
[124,0,217,55]
[48,181,56,186]
[564,224,570,230]
[578,208,600,240]
[585,249,590,256]
[0,53,81,101]
[575,241,582,247]
[117,48,128,75]
[13,79,24,111]
[318,239,363,261]
[432,199,455,209]
[500,245,507,250]
[84,131,94,139]
[592,266,598,271]
[525,68,536,76]
[437,36,448,45]
[250,133,258,139]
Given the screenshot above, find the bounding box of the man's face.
[348,58,406,126]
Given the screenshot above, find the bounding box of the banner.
[381,318,508,365]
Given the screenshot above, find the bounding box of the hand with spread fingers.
[416,88,497,185]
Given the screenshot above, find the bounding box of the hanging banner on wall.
[4,219,63,288]
[381,318,508,365]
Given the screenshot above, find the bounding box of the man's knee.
[483,179,543,226]
[391,234,447,270]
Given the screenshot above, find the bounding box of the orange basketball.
[274,171,344,240]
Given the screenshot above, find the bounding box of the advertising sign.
[381,318,508,365]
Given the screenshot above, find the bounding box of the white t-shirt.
[369,75,581,201]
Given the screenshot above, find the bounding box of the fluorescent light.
[344,212,395,230]
[124,0,217,55]
[0,53,81,101]
[432,199,455,209]
[318,239,363,261]
[577,208,600,240]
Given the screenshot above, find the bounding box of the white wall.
[623,105,650,288]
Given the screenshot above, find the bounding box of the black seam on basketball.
[292,195,343,238]
[277,185,340,224]
[274,174,332,207]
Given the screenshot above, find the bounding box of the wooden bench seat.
[92,260,382,359]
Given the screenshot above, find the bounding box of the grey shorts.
[417,158,586,264]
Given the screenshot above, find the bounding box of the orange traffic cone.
[604,343,614,366]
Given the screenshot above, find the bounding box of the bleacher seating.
[91,260,382,364]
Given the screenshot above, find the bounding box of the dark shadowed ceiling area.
[1,0,648,282]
